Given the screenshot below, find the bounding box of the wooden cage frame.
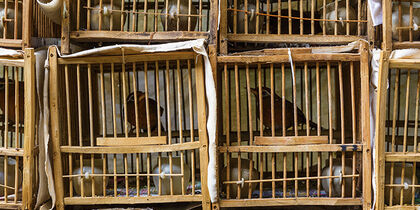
[60,0,218,54]
[0,48,37,210]
[382,0,420,51]
[48,46,211,210]
[219,0,375,54]
[375,51,420,210]
[213,42,371,209]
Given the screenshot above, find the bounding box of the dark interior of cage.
[225,0,368,51]
[69,0,211,33]
[218,61,364,199]
[384,69,420,205]
[0,65,26,202]
[57,59,203,197]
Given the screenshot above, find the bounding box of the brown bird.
[250,87,317,131]
[0,79,24,124]
[126,91,164,133]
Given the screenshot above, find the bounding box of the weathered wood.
[22,0,31,48]
[61,141,201,154]
[226,34,364,44]
[218,198,363,207]
[70,31,209,42]
[360,40,371,210]
[64,195,203,205]
[49,46,66,210]
[57,52,195,65]
[61,0,70,54]
[254,136,328,145]
[385,152,420,162]
[218,144,363,153]
[218,53,361,63]
[375,50,390,210]
[22,48,35,210]
[96,136,167,146]
[389,59,420,69]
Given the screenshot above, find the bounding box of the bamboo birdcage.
[60,0,218,54]
[214,43,371,209]
[382,0,420,51]
[0,0,59,48]
[375,51,420,209]
[219,0,374,54]
[0,49,38,210]
[48,46,211,210]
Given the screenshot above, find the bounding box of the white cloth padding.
[369,0,382,26]
[0,48,23,58]
[37,0,63,25]
[46,39,219,203]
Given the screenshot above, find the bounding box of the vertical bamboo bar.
[288,0,291,34]
[414,73,420,153]
[294,152,298,197]
[144,62,152,136]
[99,0,103,30]
[233,0,237,34]
[13,0,17,39]
[346,0,349,35]
[277,0,281,35]
[258,64,263,135]
[398,2,402,42]
[246,64,253,145]
[259,152,263,198]
[311,0,314,34]
[256,0,259,34]
[122,61,128,137]
[292,63,297,136]
[87,0,91,30]
[3,0,8,38]
[87,64,96,196]
[224,63,231,199]
[270,64,274,137]
[339,62,345,197]
[410,1,413,42]
[64,65,73,197]
[132,0,137,32]
[282,63,285,136]
[357,0,361,35]
[322,0,326,35]
[144,0,148,32]
[300,0,303,35]
[304,62,309,136]
[350,62,356,198]
[327,62,332,198]
[156,61,162,136]
[283,153,286,198]
[334,0,338,35]
[198,0,202,31]
[403,70,411,153]
[120,0,125,31]
[266,0,270,34]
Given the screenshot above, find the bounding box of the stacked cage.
[375,50,420,209]
[219,0,373,53]
[0,49,37,210]
[48,46,211,209]
[215,43,371,209]
[0,0,60,48]
[60,0,217,53]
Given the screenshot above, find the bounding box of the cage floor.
[70,182,201,198]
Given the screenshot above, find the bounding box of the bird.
[152,156,191,195]
[321,159,355,197]
[72,158,108,197]
[320,0,357,35]
[126,91,164,134]
[160,0,198,31]
[90,3,126,31]
[0,2,22,39]
[227,0,263,34]
[269,9,323,35]
[250,87,317,131]
[221,158,258,199]
[0,79,24,124]
[385,162,418,205]
[392,2,420,41]
[0,157,22,197]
